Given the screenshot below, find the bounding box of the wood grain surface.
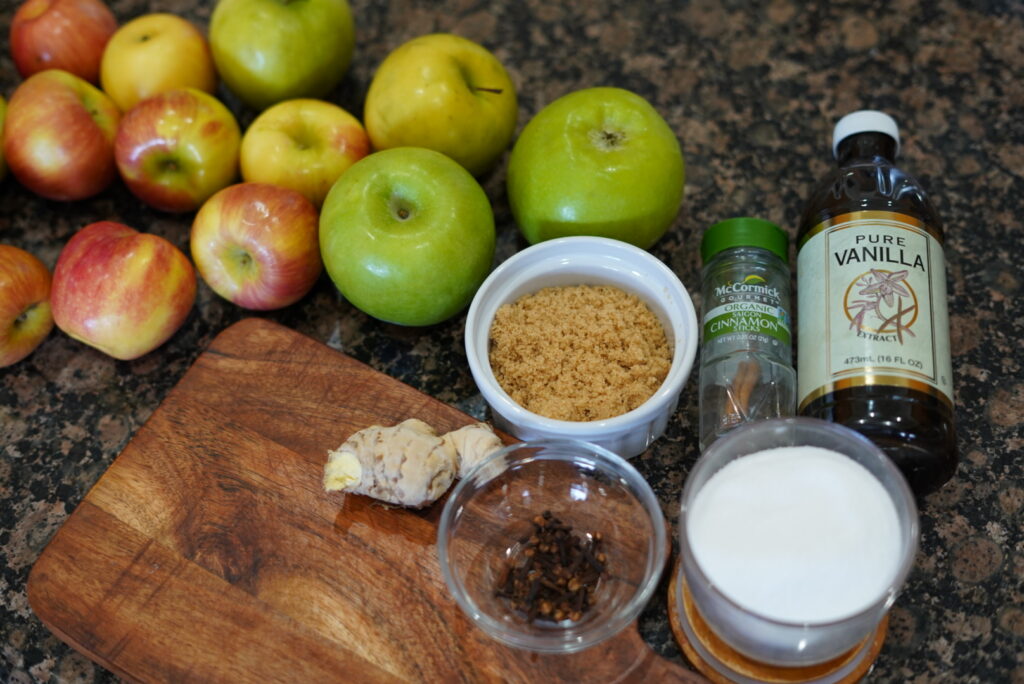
[27,318,704,683]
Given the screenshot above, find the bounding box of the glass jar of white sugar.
[676,417,918,670]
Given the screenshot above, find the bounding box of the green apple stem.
[472,87,504,94]
[589,128,626,151]
[389,194,414,221]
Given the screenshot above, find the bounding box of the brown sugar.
[488,284,672,422]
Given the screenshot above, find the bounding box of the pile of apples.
[0,0,686,367]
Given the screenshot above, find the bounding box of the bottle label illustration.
[797,210,953,410]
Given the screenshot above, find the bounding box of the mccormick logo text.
[714,277,779,298]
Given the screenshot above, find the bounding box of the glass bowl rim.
[437,438,669,653]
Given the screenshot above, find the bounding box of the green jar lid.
[700,217,789,264]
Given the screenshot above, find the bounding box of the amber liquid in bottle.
[797,132,957,495]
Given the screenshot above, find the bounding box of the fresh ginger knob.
[323,419,503,507]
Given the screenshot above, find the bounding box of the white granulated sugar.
[687,446,902,623]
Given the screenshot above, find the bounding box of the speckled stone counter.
[2,0,1022,681]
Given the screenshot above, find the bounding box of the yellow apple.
[100,13,217,113]
[364,34,517,177]
[240,99,370,208]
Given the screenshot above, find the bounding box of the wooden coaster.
[667,560,888,684]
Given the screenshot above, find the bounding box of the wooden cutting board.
[28,318,704,683]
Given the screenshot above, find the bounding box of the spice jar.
[698,217,796,450]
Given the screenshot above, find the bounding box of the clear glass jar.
[698,217,796,450]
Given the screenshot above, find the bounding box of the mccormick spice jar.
[698,217,796,450]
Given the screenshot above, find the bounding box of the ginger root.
[443,422,504,478]
[323,419,455,508]
[323,419,503,508]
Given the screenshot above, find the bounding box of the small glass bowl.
[677,417,919,667]
[438,439,668,653]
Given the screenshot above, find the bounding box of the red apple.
[10,0,117,83]
[191,183,321,310]
[51,221,197,360]
[3,69,120,201]
[114,88,241,213]
[0,245,54,367]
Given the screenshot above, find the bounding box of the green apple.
[365,33,517,177]
[209,0,355,111]
[507,87,685,249]
[319,147,496,326]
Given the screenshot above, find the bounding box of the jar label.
[797,210,953,410]
[703,300,791,346]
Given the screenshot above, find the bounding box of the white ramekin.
[465,236,698,458]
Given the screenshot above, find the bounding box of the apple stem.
[473,87,504,94]
[389,194,414,221]
[589,128,627,151]
[14,304,36,328]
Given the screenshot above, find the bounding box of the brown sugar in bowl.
[465,236,698,458]
[488,284,672,422]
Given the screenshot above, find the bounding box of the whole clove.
[495,510,607,623]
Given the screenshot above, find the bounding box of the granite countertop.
[2,0,1022,681]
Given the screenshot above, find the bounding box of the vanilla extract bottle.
[797,111,957,495]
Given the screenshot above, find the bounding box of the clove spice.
[495,510,607,623]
